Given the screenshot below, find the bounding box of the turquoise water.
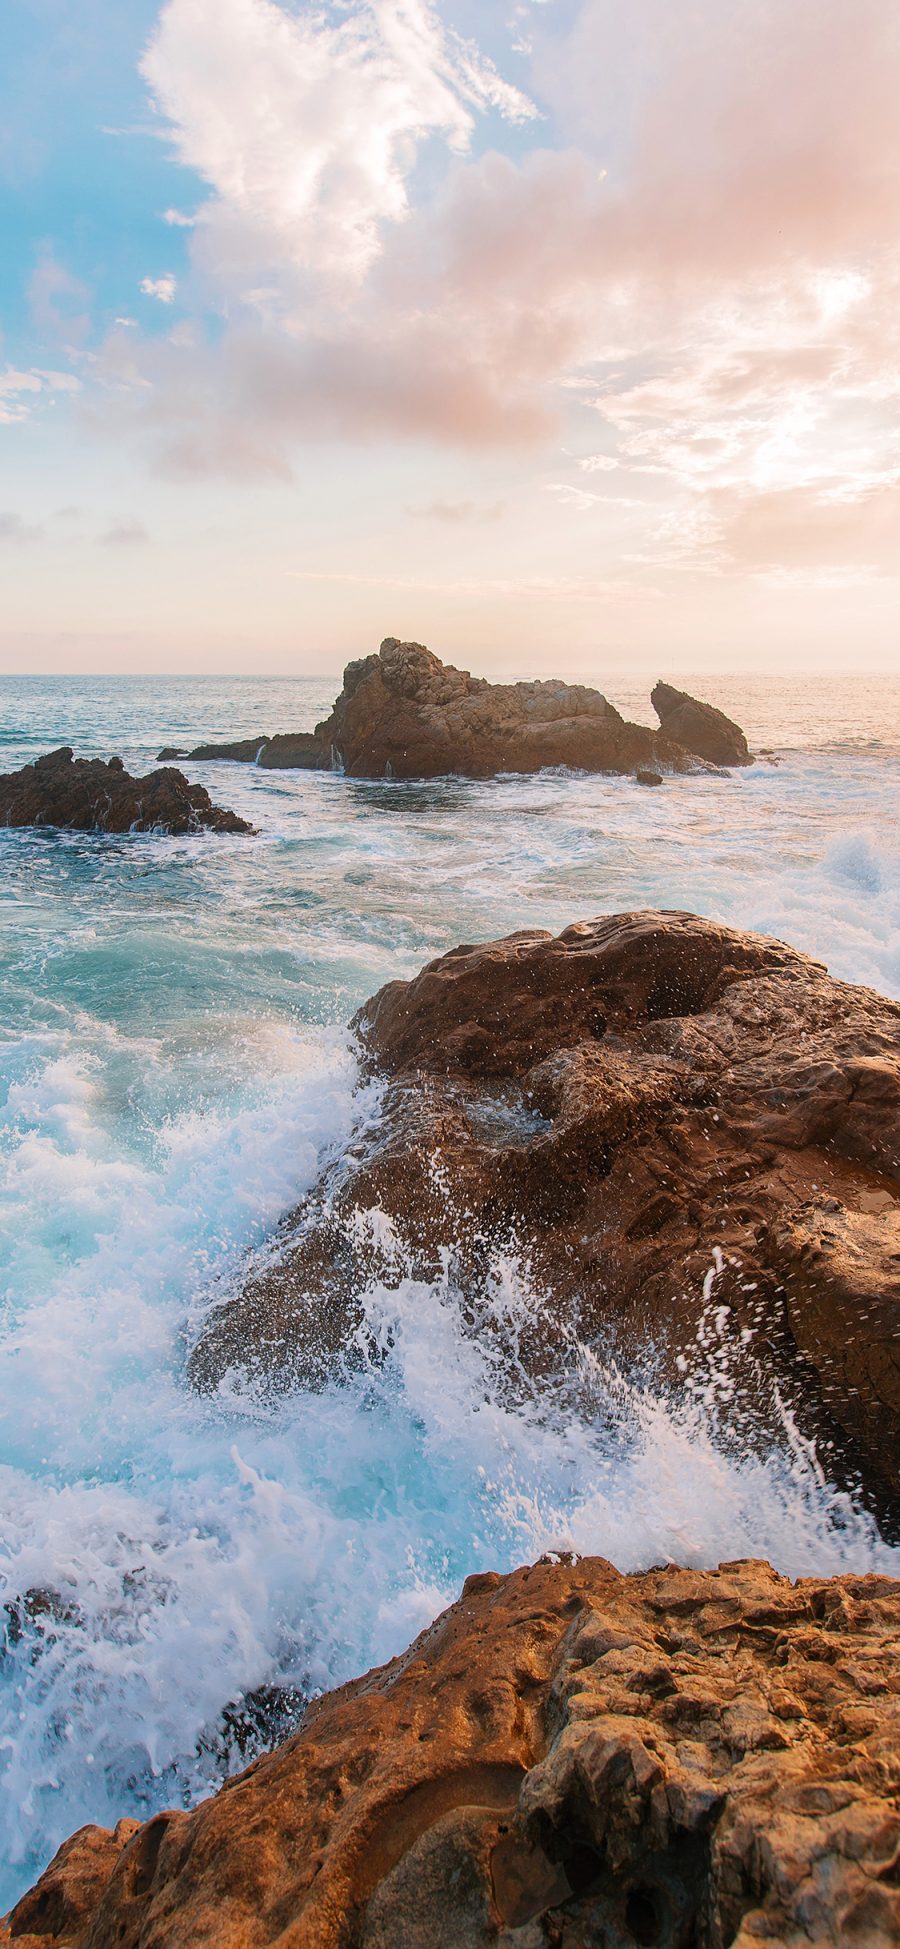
[1,669,900,1906]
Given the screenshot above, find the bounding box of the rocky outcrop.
[651,684,751,768]
[0,749,253,836]
[158,641,752,779]
[314,639,708,780]
[5,1555,899,1947]
[190,911,900,1513]
[158,734,325,768]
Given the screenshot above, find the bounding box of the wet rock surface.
[5,1556,899,1947]
[0,748,253,835]
[651,684,751,768]
[191,911,900,1513]
[159,640,751,779]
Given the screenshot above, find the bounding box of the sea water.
[1,669,899,1905]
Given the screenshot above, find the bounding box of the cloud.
[98,519,150,546]
[0,364,81,424]
[162,207,195,226]
[0,510,42,543]
[28,250,91,345]
[140,274,178,303]
[141,0,536,287]
[410,499,505,522]
[80,0,900,590]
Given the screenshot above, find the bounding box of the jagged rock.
[5,1557,899,1947]
[159,641,751,780]
[635,769,663,787]
[316,640,713,779]
[0,749,253,836]
[190,912,900,1513]
[651,683,752,768]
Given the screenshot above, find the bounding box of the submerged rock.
[191,911,900,1513]
[0,748,253,836]
[5,1556,899,1947]
[651,682,752,767]
[159,639,751,779]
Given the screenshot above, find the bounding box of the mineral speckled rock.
[4,1557,899,1947]
[190,911,900,1512]
[0,748,253,835]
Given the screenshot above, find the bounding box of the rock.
[5,1556,899,1947]
[160,640,751,780]
[316,640,712,779]
[635,769,663,787]
[0,748,253,835]
[651,683,752,767]
[156,734,329,769]
[190,911,900,1513]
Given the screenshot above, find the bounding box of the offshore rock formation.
[5,1556,899,1947]
[191,912,900,1512]
[0,748,253,836]
[159,640,752,779]
[651,683,752,768]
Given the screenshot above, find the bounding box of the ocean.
[1,667,899,1906]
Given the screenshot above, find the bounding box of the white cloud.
[162,207,196,226]
[98,519,151,546]
[0,366,81,425]
[140,274,178,303]
[141,0,536,287]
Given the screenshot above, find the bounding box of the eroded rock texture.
[5,1557,899,1947]
[159,641,752,779]
[190,912,900,1512]
[0,749,253,835]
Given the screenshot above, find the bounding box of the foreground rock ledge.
[159,638,752,779]
[5,1557,899,1947]
[0,748,253,836]
[192,910,900,1512]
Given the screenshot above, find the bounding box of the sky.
[1,0,899,677]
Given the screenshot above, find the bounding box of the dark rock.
[190,911,900,1512]
[258,733,329,771]
[651,682,752,767]
[635,769,663,786]
[0,748,253,835]
[5,1557,899,1948]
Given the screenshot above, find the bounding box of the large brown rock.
[316,640,715,779]
[159,641,752,780]
[0,749,253,835]
[190,912,900,1511]
[5,1556,899,1947]
[651,683,752,767]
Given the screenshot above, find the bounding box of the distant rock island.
[0,747,253,836]
[158,639,752,779]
